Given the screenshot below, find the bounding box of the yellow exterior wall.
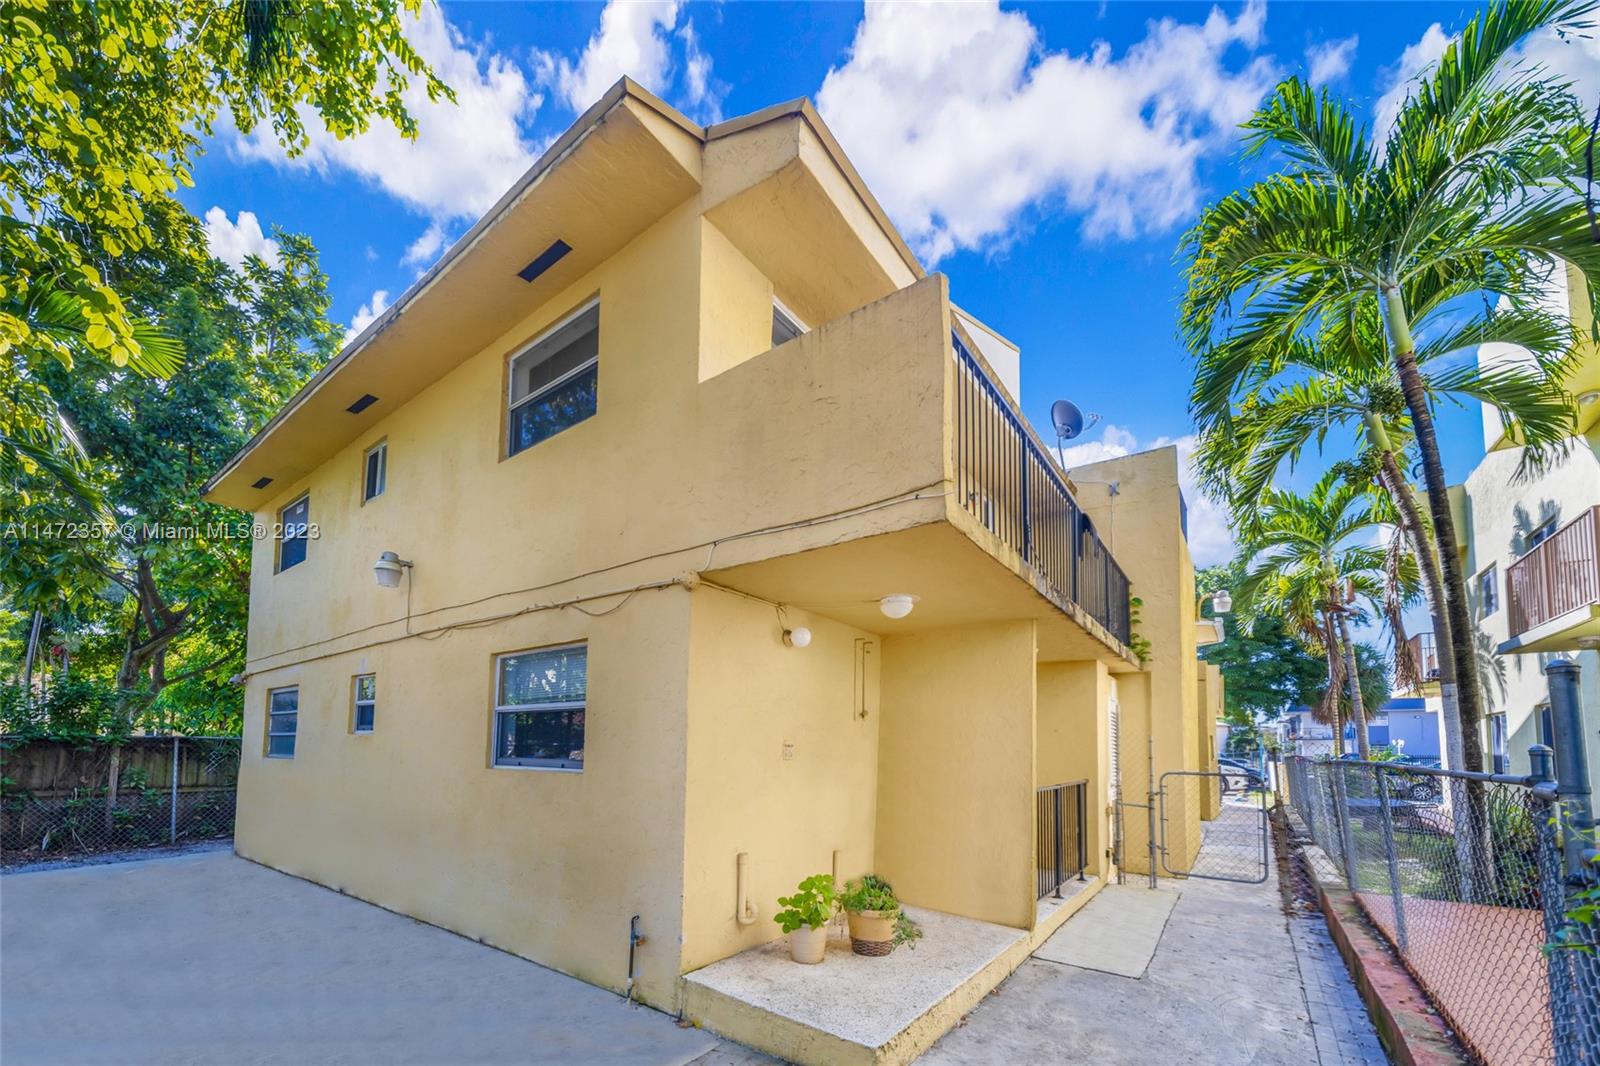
[1072,446,1202,876]
[235,585,694,1008]
[1037,661,1111,876]
[875,621,1039,929]
[1197,661,1223,820]
[680,586,880,971]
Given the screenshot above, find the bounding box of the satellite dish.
[1049,399,1103,467]
[1051,400,1086,442]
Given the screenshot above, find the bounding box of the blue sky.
[185,0,1600,572]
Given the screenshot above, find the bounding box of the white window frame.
[1477,563,1499,617]
[1526,517,1557,550]
[492,643,586,772]
[506,299,600,457]
[276,493,310,573]
[267,685,299,759]
[772,297,808,344]
[362,441,387,503]
[352,674,376,734]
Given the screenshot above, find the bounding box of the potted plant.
[773,874,837,964]
[841,875,922,956]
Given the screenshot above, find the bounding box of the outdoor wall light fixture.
[783,626,812,649]
[879,594,917,620]
[1209,589,1233,614]
[373,550,413,588]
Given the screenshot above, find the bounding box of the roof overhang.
[1497,602,1600,655]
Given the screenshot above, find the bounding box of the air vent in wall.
[347,394,379,414]
[252,477,274,489]
[518,240,572,283]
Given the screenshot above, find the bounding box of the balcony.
[1403,632,1440,690]
[951,334,1132,646]
[700,276,1134,664]
[1503,505,1600,653]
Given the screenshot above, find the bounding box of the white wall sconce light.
[1208,589,1232,614]
[783,626,812,648]
[373,550,413,588]
[879,594,917,620]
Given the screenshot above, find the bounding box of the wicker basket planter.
[846,909,897,956]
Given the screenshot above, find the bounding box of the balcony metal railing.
[1404,632,1440,684]
[1506,505,1600,637]
[1036,780,1088,900]
[952,333,1132,646]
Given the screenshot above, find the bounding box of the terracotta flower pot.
[846,909,896,956]
[789,924,828,964]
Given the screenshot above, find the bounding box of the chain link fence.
[1285,755,1599,1066]
[1,736,240,866]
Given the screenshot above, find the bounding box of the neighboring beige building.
[203,81,1214,1062]
[1454,263,1600,788]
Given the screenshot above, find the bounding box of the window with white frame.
[507,302,598,457]
[1477,563,1499,617]
[493,643,586,770]
[362,442,387,502]
[267,686,299,757]
[1526,516,1557,550]
[352,674,376,734]
[771,299,806,347]
[277,494,310,572]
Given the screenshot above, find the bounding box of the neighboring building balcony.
[1503,504,1600,653]
[1401,632,1441,694]
[703,276,1136,666]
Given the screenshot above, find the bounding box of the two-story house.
[203,81,1212,1062]
[1455,263,1600,789]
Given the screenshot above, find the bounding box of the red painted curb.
[1310,876,1467,1066]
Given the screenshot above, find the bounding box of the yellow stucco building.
[204,81,1216,1059]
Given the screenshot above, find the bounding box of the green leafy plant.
[841,874,899,913]
[893,912,923,950]
[1127,596,1152,664]
[774,874,837,933]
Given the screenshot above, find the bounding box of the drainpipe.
[735,852,758,926]
[1147,697,1158,889]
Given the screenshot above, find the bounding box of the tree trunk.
[1337,611,1370,759]
[1322,612,1344,757]
[1381,283,1486,772]
[21,610,43,695]
[1373,439,1466,771]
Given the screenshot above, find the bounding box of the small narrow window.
[352,674,376,734]
[363,442,387,502]
[494,643,586,770]
[1526,517,1557,550]
[771,299,806,347]
[267,686,299,758]
[508,302,599,457]
[1477,564,1499,617]
[277,495,310,572]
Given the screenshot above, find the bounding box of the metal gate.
[1157,770,1268,883]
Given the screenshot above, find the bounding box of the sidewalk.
[920,838,1388,1065]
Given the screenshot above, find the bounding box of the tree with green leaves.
[1181,0,1599,772]
[1,0,449,501]
[1234,472,1418,759]
[1197,563,1327,731]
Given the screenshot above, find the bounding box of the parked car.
[1217,756,1264,795]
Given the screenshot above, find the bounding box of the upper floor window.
[352,674,376,734]
[508,302,598,457]
[277,495,310,572]
[1477,563,1499,617]
[267,686,298,758]
[494,643,586,770]
[363,442,387,502]
[772,299,806,347]
[1526,517,1557,551]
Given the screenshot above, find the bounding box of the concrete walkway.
[1,850,763,1066]
[921,837,1388,1065]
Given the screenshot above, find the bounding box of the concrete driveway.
[1,850,758,1066]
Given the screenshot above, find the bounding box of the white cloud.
[815,0,1278,262]
[1306,35,1358,84]
[678,19,727,123]
[202,207,280,269]
[1060,423,1235,566]
[1374,23,1451,140]
[230,5,541,221]
[402,221,450,269]
[344,290,392,345]
[536,1,680,113]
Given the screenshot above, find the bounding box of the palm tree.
[1181,0,1600,771]
[1235,472,1418,759]
[1191,297,1565,770]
